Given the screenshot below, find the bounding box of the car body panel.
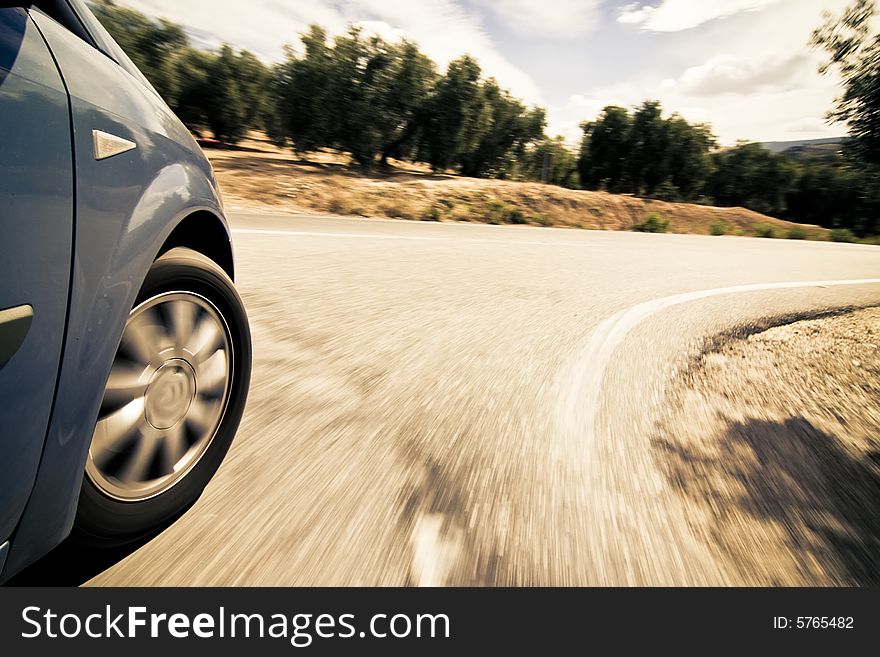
[0,7,74,547]
[0,4,232,579]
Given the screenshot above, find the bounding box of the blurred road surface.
[83,214,880,585]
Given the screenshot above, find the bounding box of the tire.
[74,247,251,546]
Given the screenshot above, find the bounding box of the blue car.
[0,0,252,582]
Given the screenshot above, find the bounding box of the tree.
[811,0,880,164]
[172,47,213,130]
[786,161,857,227]
[578,105,632,192]
[665,116,716,201]
[375,41,437,166]
[458,79,546,177]
[200,45,247,143]
[270,26,335,153]
[579,103,717,201]
[269,28,437,167]
[417,56,485,172]
[521,136,580,188]
[626,100,670,196]
[706,143,798,216]
[233,50,270,131]
[323,27,376,164]
[784,159,880,235]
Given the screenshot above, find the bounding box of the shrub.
[422,204,443,222]
[830,228,858,243]
[754,223,777,238]
[786,226,807,240]
[326,197,346,215]
[382,203,414,220]
[486,199,506,224]
[709,221,727,236]
[452,206,478,222]
[532,213,553,227]
[485,200,528,224]
[633,212,669,233]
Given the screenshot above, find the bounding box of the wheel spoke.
[121,307,166,365]
[186,395,219,435]
[166,299,198,354]
[101,361,149,412]
[187,313,224,363]
[118,432,157,483]
[92,397,145,459]
[197,348,228,396]
[160,423,187,472]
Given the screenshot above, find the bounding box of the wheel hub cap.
[145,360,196,430]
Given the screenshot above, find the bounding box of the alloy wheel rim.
[86,291,233,502]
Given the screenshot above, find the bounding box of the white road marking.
[559,277,880,442]
[232,228,441,241]
[502,240,596,247]
[231,227,596,248]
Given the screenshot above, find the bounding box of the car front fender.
[1,159,229,579]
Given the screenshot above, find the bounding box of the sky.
[114,0,852,146]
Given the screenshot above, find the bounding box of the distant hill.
[759,137,847,162]
[759,137,844,153]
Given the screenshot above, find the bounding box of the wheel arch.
[157,210,234,281]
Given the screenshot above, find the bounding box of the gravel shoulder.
[655,308,880,585]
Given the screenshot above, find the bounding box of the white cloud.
[473,0,602,38]
[568,0,851,145]
[616,2,656,25]
[550,49,842,146]
[118,0,347,59]
[617,0,781,32]
[349,20,406,44]
[678,52,812,96]
[350,0,542,101]
[117,0,542,103]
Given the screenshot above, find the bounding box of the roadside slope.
[206,136,830,240]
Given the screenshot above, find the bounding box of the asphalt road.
[79,214,880,586]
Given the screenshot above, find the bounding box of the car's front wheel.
[74,247,251,545]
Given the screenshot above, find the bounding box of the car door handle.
[0,304,33,370]
[93,129,137,160]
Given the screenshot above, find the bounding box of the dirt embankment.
[206,135,830,240]
[655,308,880,585]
